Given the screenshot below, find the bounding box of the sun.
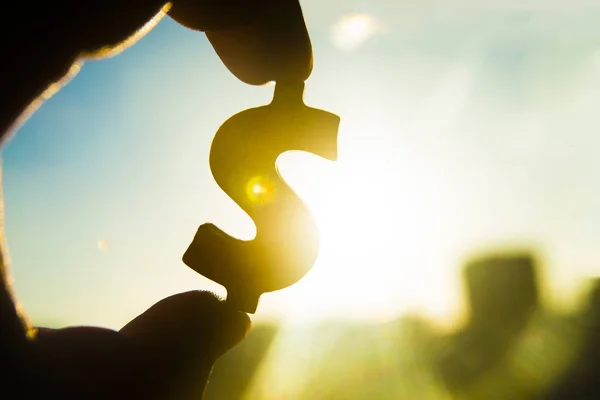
[258,145,463,326]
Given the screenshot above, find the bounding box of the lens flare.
[246,176,275,204]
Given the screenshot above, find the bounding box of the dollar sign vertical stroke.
[183,82,340,313]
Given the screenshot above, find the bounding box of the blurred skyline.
[3,1,600,330]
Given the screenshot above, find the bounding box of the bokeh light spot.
[330,13,387,52]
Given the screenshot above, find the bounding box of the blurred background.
[4,0,600,398]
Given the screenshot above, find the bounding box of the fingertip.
[206,26,312,86]
[203,293,252,360]
[119,290,251,358]
[169,0,313,85]
[205,0,313,85]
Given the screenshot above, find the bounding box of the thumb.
[120,291,251,399]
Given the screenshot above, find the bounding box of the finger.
[167,0,266,32]
[120,290,250,360]
[120,291,251,398]
[169,0,313,85]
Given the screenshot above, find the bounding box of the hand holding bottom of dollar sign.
[183,81,340,313]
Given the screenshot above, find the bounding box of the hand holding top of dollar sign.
[183,0,340,313]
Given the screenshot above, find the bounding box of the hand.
[26,292,250,399]
[1,0,312,398]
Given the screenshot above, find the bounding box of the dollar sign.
[183,81,340,313]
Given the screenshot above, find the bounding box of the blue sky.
[4,2,600,329]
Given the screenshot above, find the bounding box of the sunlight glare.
[241,324,319,399]
[264,119,464,328]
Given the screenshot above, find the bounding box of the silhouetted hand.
[1,1,312,398]
[27,292,250,399]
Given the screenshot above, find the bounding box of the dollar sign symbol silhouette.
[183,81,340,313]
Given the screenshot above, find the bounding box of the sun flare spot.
[259,144,464,328]
[246,175,275,204]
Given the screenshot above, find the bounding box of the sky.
[3,1,600,330]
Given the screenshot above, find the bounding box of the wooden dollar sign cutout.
[183,81,340,313]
